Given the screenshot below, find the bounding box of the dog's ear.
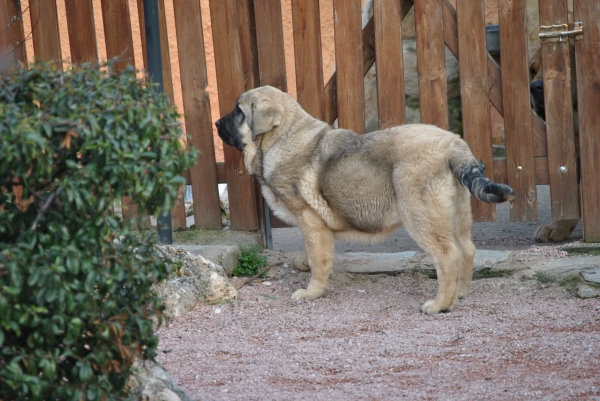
[250,98,283,141]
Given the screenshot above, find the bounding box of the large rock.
[126,360,194,401]
[155,247,237,320]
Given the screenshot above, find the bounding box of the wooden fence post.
[457,0,496,221]
[539,0,580,222]
[65,0,98,64]
[173,0,222,229]
[210,0,259,231]
[333,0,365,134]
[28,0,62,68]
[498,0,538,221]
[373,0,406,129]
[574,0,600,241]
[414,0,448,130]
[291,0,325,121]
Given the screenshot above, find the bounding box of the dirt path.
[157,253,600,400]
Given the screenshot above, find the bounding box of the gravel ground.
[157,185,599,399]
[157,255,600,400]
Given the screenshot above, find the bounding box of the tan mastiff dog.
[216,86,515,314]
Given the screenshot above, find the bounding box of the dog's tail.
[449,148,516,203]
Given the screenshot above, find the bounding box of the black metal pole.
[143,0,172,244]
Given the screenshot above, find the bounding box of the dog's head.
[529,42,546,120]
[215,86,286,152]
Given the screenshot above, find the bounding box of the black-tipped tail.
[452,163,516,203]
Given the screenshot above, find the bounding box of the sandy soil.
[157,251,600,400]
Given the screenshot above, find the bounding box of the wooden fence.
[1,0,599,241]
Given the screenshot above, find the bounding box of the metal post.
[143,0,172,244]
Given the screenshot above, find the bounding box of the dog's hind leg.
[453,189,476,299]
[293,248,310,271]
[291,209,335,300]
[398,193,461,314]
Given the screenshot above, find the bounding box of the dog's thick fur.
[216,86,515,314]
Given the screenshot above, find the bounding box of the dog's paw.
[293,256,310,271]
[534,219,578,242]
[457,289,468,300]
[421,299,454,315]
[291,288,325,301]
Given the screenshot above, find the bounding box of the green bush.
[233,245,268,276]
[0,60,196,400]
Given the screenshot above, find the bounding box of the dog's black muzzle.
[530,79,545,120]
[215,112,245,151]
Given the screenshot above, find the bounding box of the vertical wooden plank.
[237,0,272,235]
[101,0,136,71]
[101,0,138,221]
[0,1,28,208]
[291,0,325,120]
[498,0,538,221]
[237,0,260,91]
[253,0,287,91]
[0,0,28,74]
[139,0,186,229]
[333,0,365,134]
[373,0,406,128]
[442,0,547,162]
[324,0,413,126]
[210,0,259,231]
[28,0,62,67]
[65,0,98,63]
[414,0,448,129]
[172,0,222,229]
[574,0,600,241]
[457,0,495,221]
[539,0,579,221]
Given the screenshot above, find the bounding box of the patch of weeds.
[536,272,558,284]
[559,274,585,295]
[562,246,600,256]
[233,245,268,276]
[473,268,516,280]
[419,268,516,280]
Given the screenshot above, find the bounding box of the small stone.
[577,284,600,299]
[263,281,272,286]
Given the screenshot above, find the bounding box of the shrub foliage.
[0,61,196,400]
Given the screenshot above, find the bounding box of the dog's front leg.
[291,209,335,300]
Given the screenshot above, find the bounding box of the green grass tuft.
[233,245,268,276]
